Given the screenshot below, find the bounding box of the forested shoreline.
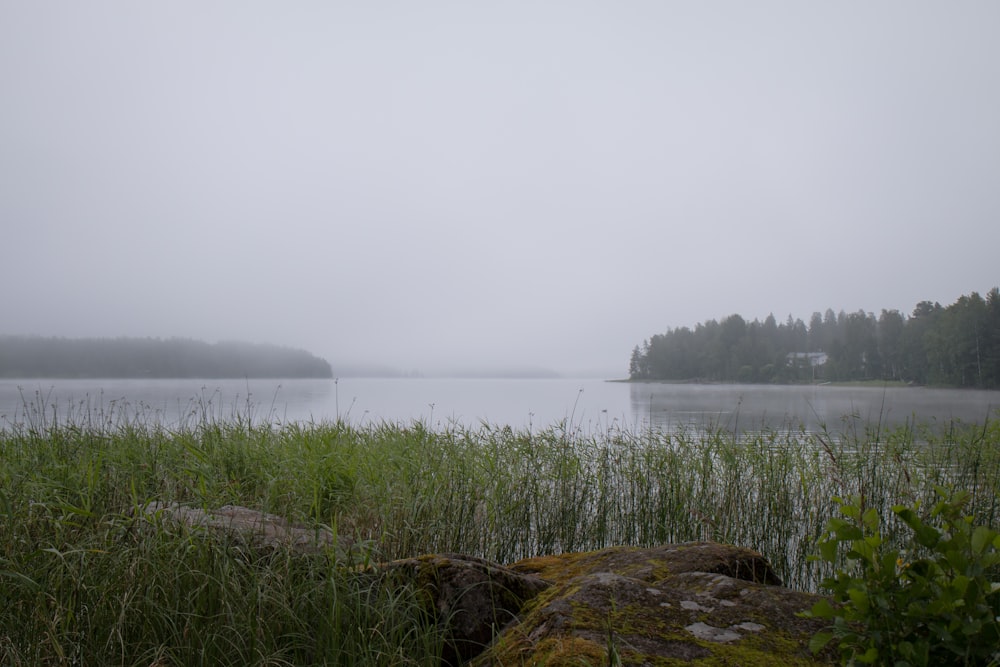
[0,336,332,379]
[629,288,1000,388]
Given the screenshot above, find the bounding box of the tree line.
[0,336,333,379]
[629,288,1000,388]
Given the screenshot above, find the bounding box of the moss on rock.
[472,543,833,666]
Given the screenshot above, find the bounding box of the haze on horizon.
[2,2,998,378]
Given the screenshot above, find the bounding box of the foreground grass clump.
[0,409,998,665]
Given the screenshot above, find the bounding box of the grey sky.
[2,2,998,377]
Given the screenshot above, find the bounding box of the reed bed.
[1,402,998,665]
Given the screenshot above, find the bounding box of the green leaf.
[808,631,834,654]
[861,507,880,531]
[864,534,883,549]
[0,569,40,591]
[894,507,941,547]
[945,549,969,571]
[971,526,996,554]
[850,540,876,564]
[57,502,95,519]
[960,617,983,635]
[828,517,865,540]
[893,505,919,525]
[848,589,870,613]
[857,646,880,663]
[840,502,861,519]
[951,574,970,597]
[880,550,899,574]
[806,598,837,619]
[819,537,839,563]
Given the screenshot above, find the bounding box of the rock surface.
[140,501,343,554]
[378,554,551,666]
[472,542,833,666]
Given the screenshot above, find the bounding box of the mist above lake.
[2,378,995,435]
[2,4,998,376]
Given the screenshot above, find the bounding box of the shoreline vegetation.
[618,377,990,391]
[0,335,333,379]
[629,287,1000,389]
[1,397,997,665]
[615,377,913,387]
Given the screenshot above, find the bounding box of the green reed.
[1,402,998,665]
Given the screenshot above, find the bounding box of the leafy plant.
[805,488,1000,666]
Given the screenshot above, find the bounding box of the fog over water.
[2,3,999,377]
[2,378,994,434]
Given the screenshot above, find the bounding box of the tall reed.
[1,401,997,664]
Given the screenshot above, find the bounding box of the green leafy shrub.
[805,488,1000,666]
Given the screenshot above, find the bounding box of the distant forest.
[629,288,1000,388]
[0,336,333,379]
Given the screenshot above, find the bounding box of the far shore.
[613,378,989,390]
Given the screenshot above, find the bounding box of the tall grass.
[1,398,998,665]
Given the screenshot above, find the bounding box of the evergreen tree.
[628,289,998,388]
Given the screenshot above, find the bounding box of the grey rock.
[472,542,834,665]
[140,501,346,555]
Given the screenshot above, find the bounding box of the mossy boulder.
[378,554,551,666]
[472,542,833,666]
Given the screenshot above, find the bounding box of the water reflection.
[0,378,996,434]
[629,382,998,433]
[0,378,336,430]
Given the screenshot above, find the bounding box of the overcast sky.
[2,2,998,377]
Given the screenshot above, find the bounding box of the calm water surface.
[0,378,996,433]
[630,382,997,433]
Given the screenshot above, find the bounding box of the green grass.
[1,402,998,665]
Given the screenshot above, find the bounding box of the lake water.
[0,377,996,433]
